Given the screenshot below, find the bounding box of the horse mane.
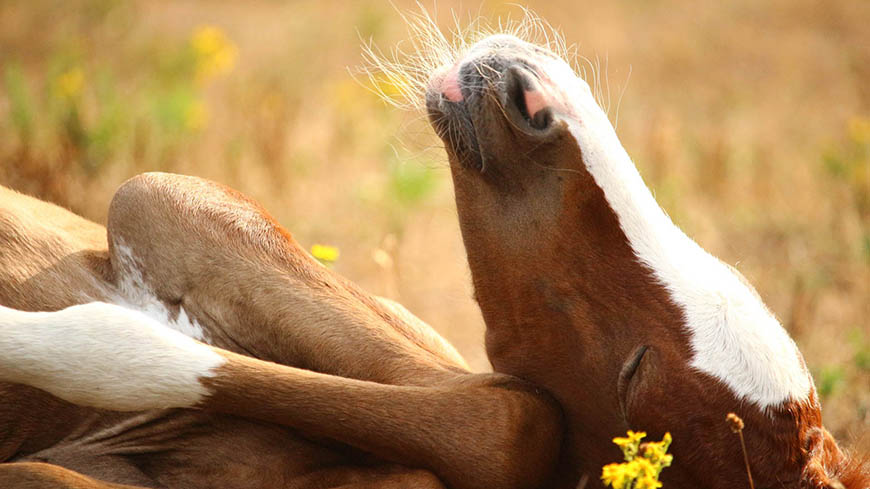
[802,427,870,489]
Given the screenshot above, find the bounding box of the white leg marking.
[113,242,208,342]
[0,302,224,411]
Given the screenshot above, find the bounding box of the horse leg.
[0,463,151,489]
[106,172,465,385]
[295,465,446,489]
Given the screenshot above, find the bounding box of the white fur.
[534,52,812,407]
[113,243,208,342]
[0,302,224,411]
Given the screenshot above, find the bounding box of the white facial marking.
[533,51,811,407]
[0,302,224,411]
[113,242,208,342]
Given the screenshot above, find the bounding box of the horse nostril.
[506,66,532,121]
[505,65,551,131]
[531,106,553,130]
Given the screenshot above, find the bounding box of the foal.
[411,26,868,489]
[0,19,866,489]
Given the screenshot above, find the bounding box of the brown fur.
[203,350,559,489]
[105,174,467,382]
[427,36,868,489]
[4,39,867,488]
[0,175,562,489]
[0,463,144,489]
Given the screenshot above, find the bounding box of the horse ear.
[802,428,870,489]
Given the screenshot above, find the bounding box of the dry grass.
[0,0,867,449]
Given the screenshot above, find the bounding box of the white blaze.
[0,302,224,411]
[538,54,812,407]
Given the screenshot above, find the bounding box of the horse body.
[0,185,337,488]
[0,22,866,489]
[0,175,561,489]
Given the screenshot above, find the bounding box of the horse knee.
[107,172,296,299]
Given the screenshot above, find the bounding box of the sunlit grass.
[0,0,866,444]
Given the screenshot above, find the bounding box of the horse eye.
[617,345,649,422]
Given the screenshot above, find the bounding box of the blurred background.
[0,0,867,447]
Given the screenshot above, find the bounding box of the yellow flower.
[602,431,673,489]
[636,473,664,489]
[635,457,657,476]
[54,67,84,101]
[311,244,340,264]
[634,458,663,488]
[642,432,673,467]
[190,25,238,84]
[602,461,641,489]
[613,430,647,447]
[613,430,646,461]
[848,116,870,144]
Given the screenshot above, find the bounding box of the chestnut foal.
[1,31,867,489]
[422,33,867,489]
[0,175,561,489]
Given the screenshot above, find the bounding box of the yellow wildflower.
[632,458,662,489]
[613,430,646,461]
[602,460,641,489]
[54,67,84,101]
[602,431,673,489]
[635,473,664,489]
[190,25,238,84]
[613,430,647,447]
[635,458,657,477]
[848,116,870,144]
[642,432,674,467]
[311,244,340,265]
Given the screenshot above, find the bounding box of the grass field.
[1,0,867,451]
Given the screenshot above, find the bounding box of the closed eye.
[617,345,649,423]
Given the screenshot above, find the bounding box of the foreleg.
[106,172,467,385]
[0,302,562,489]
[0,463,149,489]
